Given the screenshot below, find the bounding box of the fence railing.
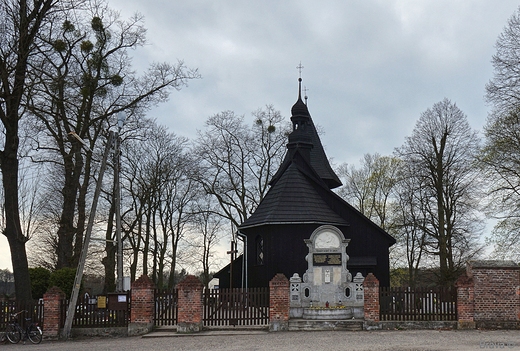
[0,300,44,330]
[203,288,269,327]
[60,294,130,328]
[154,289,178,326]
[380,286,457,321]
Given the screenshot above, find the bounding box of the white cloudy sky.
[1,0,519,270]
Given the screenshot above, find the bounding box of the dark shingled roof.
[270,95,342,189]
[240,161,348,228]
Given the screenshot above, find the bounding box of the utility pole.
[115,112,125,291]
[62,132,115,339]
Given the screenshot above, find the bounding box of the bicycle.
[5,310,43,344]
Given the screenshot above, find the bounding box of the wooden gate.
[154,289,178,326]
[203,288,269,327]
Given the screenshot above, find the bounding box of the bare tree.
[395,98,483,286]
[392,161,429,287]
[121,123,196,287]
[24,0,199,269]
[189,198,224,289]
[0,0,61,301]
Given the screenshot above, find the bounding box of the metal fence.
[154,289,178,326]
[203,288,269,327]
[380,286,457,321]
[0,300,44,330]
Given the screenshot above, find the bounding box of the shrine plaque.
[97,296,107,309]
[313,253,342,266]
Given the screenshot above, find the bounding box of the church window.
[345,287,351,298]
[304,287,310,298]
[256,235,264,265]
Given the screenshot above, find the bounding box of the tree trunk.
[102,197,116,293]
[434,133,450,286]
[1,135,32,301]
[56,152,82,268]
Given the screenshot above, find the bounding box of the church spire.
[291,63,311,119]
[296,62,304,100]
[270,65,342,189]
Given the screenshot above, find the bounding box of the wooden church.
[216,78,395,288]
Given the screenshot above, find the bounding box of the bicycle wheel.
[27,324,42,344]
[5,324,21,344]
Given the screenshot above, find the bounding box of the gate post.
[43,286,65,340]
[363,273,380,325]
[176,275,204,333]
[269,273,289,332]
[128,275,155,336]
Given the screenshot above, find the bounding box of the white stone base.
[302,308,353,320]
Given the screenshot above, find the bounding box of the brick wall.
[363,273,380,323]
[176,275,204,333]
[468,261,520,329]
[269,273,289,332]
[43,286,65,339]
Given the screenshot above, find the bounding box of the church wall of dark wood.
[242,221,393,288]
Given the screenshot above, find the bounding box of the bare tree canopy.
[336,153,400,232]
[486,6,520,114]
[193,106,288,229]
[482,6,520,260]
[481,106,520,260]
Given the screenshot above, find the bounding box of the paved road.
[4,329,520,351]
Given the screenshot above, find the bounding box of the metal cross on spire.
[303,86,309,105]
[297,62,304,78]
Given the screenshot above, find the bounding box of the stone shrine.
[290,225,365,319]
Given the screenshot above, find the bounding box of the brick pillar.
[363,273,379,324]
[269,273,289,332]
[43,286,65,340]
[176,275,204,333]
[128,275,155,336]
[455,273,475,329]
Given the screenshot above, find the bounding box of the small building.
[216,78,395,288]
